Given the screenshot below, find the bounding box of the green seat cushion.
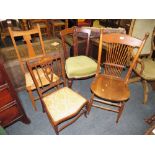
[136,58,155,80]
[65,55,97,78]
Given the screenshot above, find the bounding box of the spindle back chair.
[88,31,149,123]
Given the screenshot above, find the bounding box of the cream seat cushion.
[136,58,155,80]
[25,68,59,90]
[43,87,87,123]
[65,55,97,78]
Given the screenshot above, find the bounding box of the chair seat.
[65,55,97,78]
[25,68,59,90]
[136,58,155,80]
[43,87,87,124]
[91,75,130,102]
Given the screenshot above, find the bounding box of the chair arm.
[133,58,144,76]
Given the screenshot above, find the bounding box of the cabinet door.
[0,103,22,127]
[0,88,13,108]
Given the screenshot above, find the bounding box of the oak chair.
[50,19,68,37]
[8,24,51,111]
[60,26,98,88]
[88,31,148,123]
[26,53,88,134]
[129,19,155,104]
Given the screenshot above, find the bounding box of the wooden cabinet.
[0,57,30,127]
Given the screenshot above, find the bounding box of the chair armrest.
[133,58,144,76]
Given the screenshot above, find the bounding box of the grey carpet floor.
[5,77,155,135]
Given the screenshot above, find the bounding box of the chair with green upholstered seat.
[130,20,155,104]
[60,26,98,87]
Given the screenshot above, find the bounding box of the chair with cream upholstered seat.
[8,24,57,111]
[129,19,155,104]
[60,26,98,88]
[88,30,148,123]
[26,53,88,134]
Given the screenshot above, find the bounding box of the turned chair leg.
[87,94,94,114]
[84,103,89,118]
[142,80,149,104]
[27,88,37,111]
[68,79,73,88]
[116,102,125,123]
[54,126,59,135]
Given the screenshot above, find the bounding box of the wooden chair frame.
[88,30,149,123]
[26,53,88,134]
[60,26,96,87]
[130,24,155,104]
[8,24,46,111]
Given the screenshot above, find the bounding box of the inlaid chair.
[8,24,54,111]
[129,19,155,104]
[88,31,148,123]
[26,53,88,135]
[60,26,98,88]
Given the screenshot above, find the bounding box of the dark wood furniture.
[49,19,68,37]
[60,26,97,88]
[26,53,88,135]
[145,113,155,135]
[145,124,155,135]
[0,57,30,128]
[88,31,149,123]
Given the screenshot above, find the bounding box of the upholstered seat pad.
[25,68,59,90]
[43,87,87,124]
[65,56,97,78]
[91,75,130,101]
[136,58,155,80]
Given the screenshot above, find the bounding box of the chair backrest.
[96,31,149,83]
[129,19,155,55]
[26,53,66,100]
[8,24,46,75]
[60,26,91,59]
